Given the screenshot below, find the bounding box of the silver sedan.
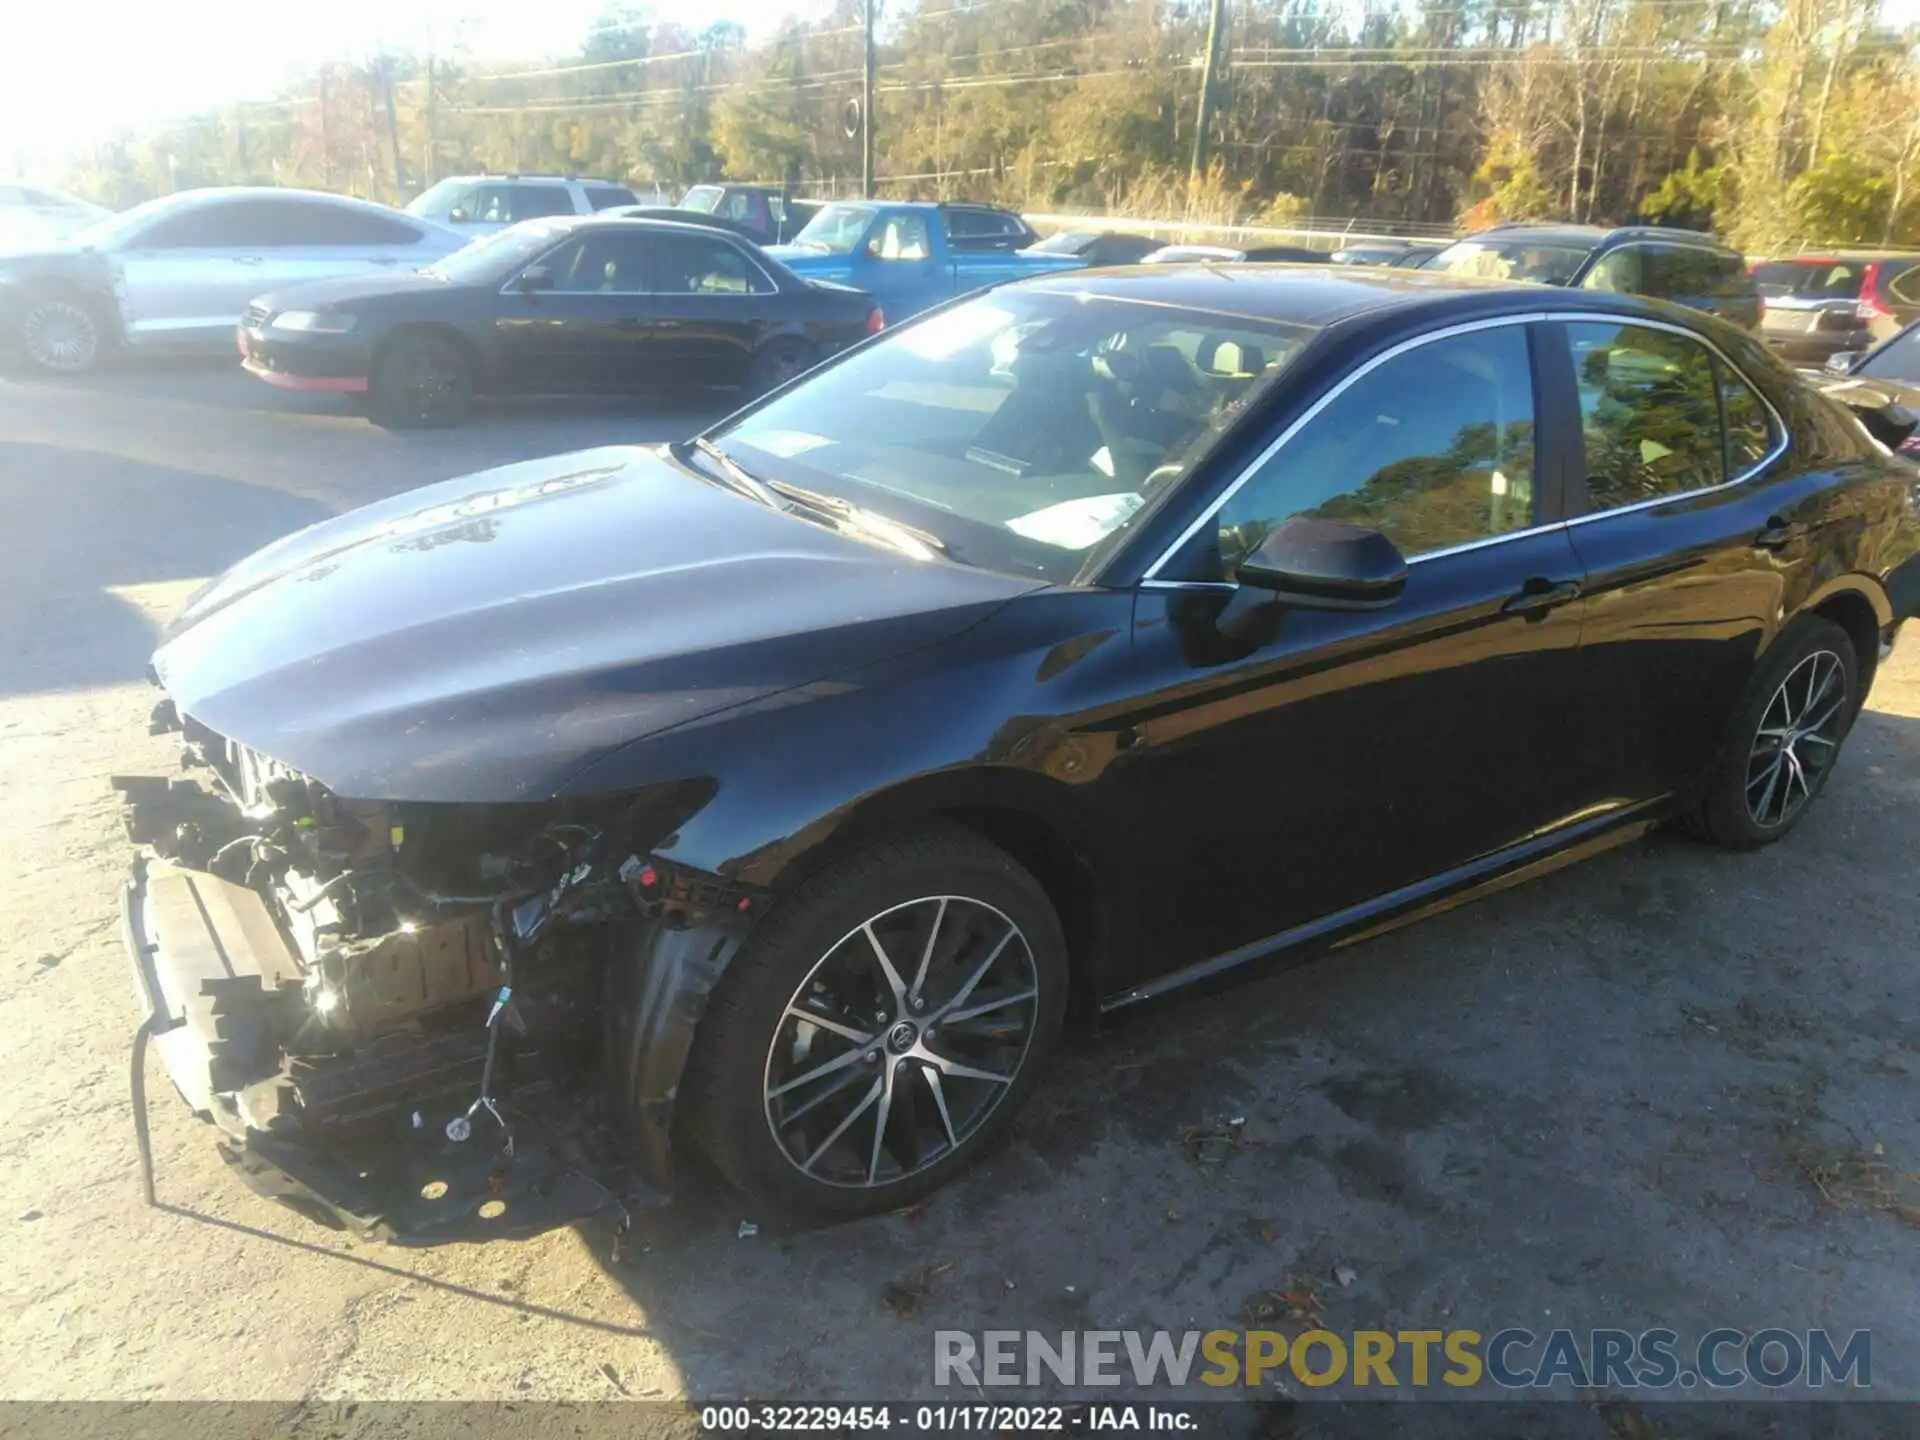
[0,187,465,374]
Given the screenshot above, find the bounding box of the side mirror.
[1235,516,1408,609]
[516,265,553,294]
[1825,350,1861,376]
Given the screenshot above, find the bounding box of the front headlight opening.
[271,310,356,334]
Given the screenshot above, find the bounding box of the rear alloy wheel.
[748,337,816,395]
[682,826,1067,1219]
[370,332,474,429]
[1688,615,1859,849]
[19,296,105,375]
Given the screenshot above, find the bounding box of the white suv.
[403,175,659,235]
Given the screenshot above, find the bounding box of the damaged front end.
[117,704,743,1241]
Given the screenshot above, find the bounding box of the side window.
[584,186,636,211]
[945,209,984,237]
[1214,325,1537,569]
[1712,251,1753,298]
[1885,262,1920,308]
[866,214,932,261]
[1581,247,1643,295]
[140,205,237,248]
[507,185,577,220]
[1568,321,1724,508]
[648,233,772,295]
[1642,246,1716,300]
[299,206,426,245]
[543,231,651,292]
[1720,362,1779,475]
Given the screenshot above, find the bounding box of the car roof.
[153,186,420,217]
[1755,251,1920,264]
[1460,222,1735,253]
[1021,261,1692,330]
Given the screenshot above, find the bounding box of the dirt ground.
[1,361,1916,1418]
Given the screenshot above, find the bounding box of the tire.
[1687,615,1860,850]
[680,824,1068,1220]
[747,336,817,396]
[369,331,474,429]
[17,292,110,375]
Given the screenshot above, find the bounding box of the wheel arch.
[1796,575,1892,701]
[371,321,488,388]
[14,276,125,348]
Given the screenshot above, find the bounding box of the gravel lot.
[1,359,1916,1422]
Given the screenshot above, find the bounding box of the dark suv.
[1428,223,1760,327]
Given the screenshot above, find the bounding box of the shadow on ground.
[553,705,1920,1404]
[0,441,332,696]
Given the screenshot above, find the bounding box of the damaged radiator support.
[117,774,677,1240]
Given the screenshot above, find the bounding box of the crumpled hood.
[156,446,1039,802]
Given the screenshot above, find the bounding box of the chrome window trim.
[1143,307,1792,582]
[1142,312,1550,581]
[1557,311,1791,530]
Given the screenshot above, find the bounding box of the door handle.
[1753,516,1808,551]
[232,255,264,265]
[1501,577,1583,620]
[614,317,644,328]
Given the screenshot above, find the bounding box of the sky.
[5,0,1919,177]
[0,0,837,174]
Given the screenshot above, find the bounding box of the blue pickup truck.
[764,202,1082,324]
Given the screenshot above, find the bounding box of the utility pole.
[1189,0,1226,191]
[862,0,877,198]
[319,67,333,189]
[423,54,438,185]
[378,54,406,202]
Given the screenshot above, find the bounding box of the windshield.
[1857,327,1920,384]
[420,221,567,283]
[789,204,877,254]
[70,193,188,248]
[679,185,724,214]
[404,179,470,218]
[1430,238,1594,285]
[711,289,1315,583]
[1751,260,1866,299]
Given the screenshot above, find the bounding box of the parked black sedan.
[237,215,884,427]
[120,266,1919,1235]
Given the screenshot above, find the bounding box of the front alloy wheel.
[680,825,1066,1219]
[765,896,1040,1188]
[20,298,102,374]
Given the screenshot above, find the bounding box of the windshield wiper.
[675,437,787,511]
[763,479,949,558]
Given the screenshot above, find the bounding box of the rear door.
[1549,315,1796,805]
[1115,318,1594,982]
[490,227,656,391]
[638,230,785,387]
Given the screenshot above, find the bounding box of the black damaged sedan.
[236,214,883,428]
[121,265,1920,1235]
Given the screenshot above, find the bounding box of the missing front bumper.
[120,853,662,1242]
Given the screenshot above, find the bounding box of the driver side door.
[1111,318,1598,989]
